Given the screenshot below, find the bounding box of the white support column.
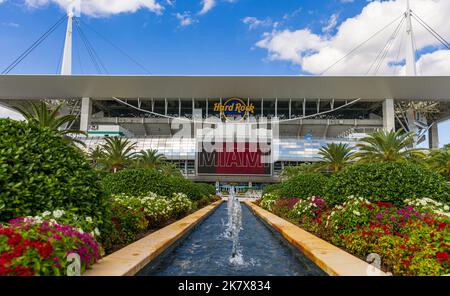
[61,10,74,75]
[261,98,264,117]
[405,0,417,76]
[302,98,306,117]
[275,98,278,118]
[80,97,92,133]
[288,98,292,119]
[429,123,439,149]
[383,99,395,131]
[164,98,168,116]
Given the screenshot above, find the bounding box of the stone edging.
[84,200,223,276]
[245,201,390,276]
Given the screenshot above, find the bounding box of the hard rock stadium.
[1,1,450,188]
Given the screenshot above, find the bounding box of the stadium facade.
[1,75,450,187]
[2,3,450,188]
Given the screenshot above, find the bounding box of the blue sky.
[0,0,449,146]
[0,0,369,75]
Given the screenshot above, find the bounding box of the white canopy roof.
[0,75,450,101]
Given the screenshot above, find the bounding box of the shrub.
[404,198,450,218]
[260,193,281,212]
[260,192,450,275]
[325,196,374,244]
[194,183,216,197]
[325,162,450,206]
[101,169,208,200]
[344,214,450,276]
[0,219,101,276]
[30,209,102,239]
[112,192,193,226]
[262,183,283,196]
[106,202,148,248]
[113,193,171,226]
[277,173,329,199]
[288,196,328,220]
[288,197,330,235]
[167,193,194,219]
[0,119,110,231]
[271,198,299,218]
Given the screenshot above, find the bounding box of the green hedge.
[194,182,216,197]
[325,162,450,206]
[276,173,329,199]
[262,183,283,196]
[0,119,110,228]
[101,168,213,201]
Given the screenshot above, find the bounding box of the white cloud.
[24,0,164,17]
[242,16,278,30]
[322,13,339,34]
[2,22,20,28]
[199,0,215,15]
[175,11,196,27]
[0,0,6,5]
[165,0,175,6]
[256,0,450,75]
[417,50,450,75]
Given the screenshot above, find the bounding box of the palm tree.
[101,137,137,173]
[316,143,355,173]
[280,163,317,180]
[88,145,106,168]
[428,148,450,181]
[160,162,182,177]
[354,129,425,162]
[134,149,166,169]
[12,101,86,145]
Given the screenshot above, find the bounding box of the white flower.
[353,210,361,216]
[52,209,65,218]
[444,205,449,211]
[77,228,84,234]
[42,211,51,217]
[86,217,93,223]
[94,228,100,236]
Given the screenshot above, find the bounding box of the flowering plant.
[259,193,280,212]
[259,192,450,275]
[287,197,329,234]
[404,198,450,218]
[0,218,101,276]
[344,214,450,275]
[325,196,374,244]
[113,193,171,226]
[271,198,300,217]
[167,193,194,219]
[113,192,194,226]
[107,202,148,248]
[30,209,101,239]
[289,197,328,220]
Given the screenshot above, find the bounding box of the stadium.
[1,0,450,189]
[1,75,450,188]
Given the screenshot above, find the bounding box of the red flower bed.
[0,218,101,276]
[262,195,450,275]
